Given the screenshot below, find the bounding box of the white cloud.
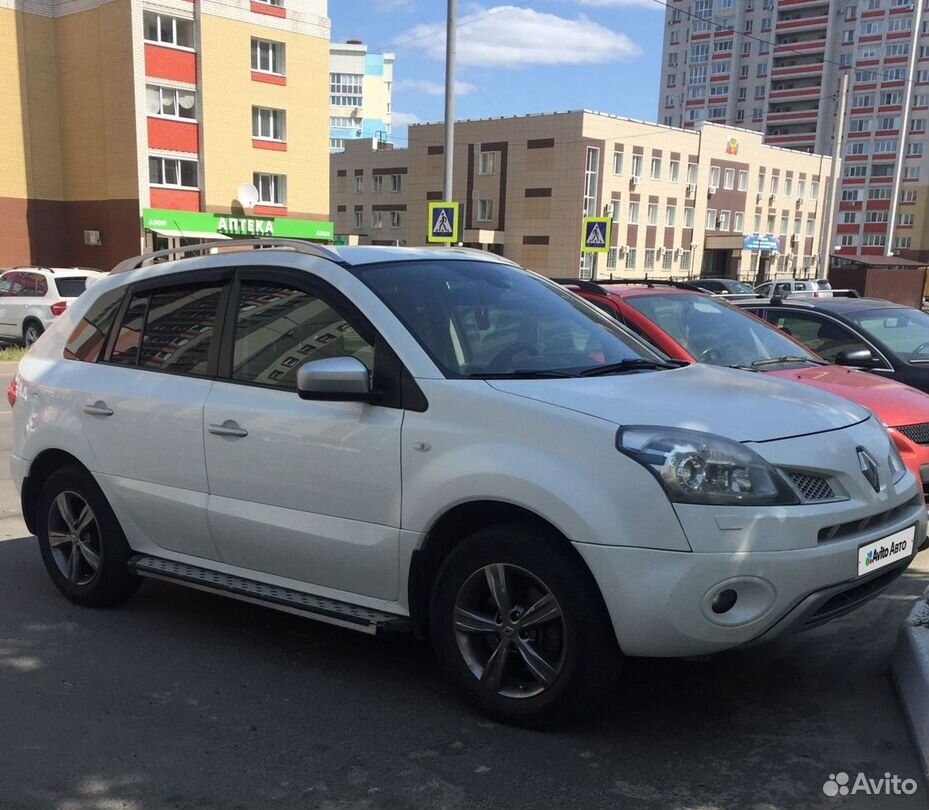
[393,6,642,68]
[375,0,415,11]
[392,111,422,127]
[395,79,477,96]
[576,0,660,8]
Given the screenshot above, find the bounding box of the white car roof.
[3,267,105,278]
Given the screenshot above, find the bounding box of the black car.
[690,278,761,300]
[736,296,929,394]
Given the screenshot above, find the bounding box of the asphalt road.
[1,366,928,810]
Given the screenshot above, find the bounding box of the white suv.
[0,267,104,346]
[10,243,927,726]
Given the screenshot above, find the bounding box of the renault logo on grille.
[858,448,880,493]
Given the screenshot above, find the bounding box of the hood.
[487,363,869,443]
[767,365,929,428]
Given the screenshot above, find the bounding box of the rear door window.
[766,310,870,362]
[55,277,89,297]
[107,284,223,376]
[64,288,125,362]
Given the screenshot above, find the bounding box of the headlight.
[617,425,799,506]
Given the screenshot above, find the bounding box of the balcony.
[776,15,829,32]
[766,109,820,123]
[771,63,825,80]
[769,86,822,100]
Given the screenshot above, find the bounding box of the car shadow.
[0,535,926,810]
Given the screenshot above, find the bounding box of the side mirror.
[297,356,371,401]
[834,347,876,368]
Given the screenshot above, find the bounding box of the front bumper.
[574,498,927,658]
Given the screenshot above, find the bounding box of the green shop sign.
[142,208,334,242]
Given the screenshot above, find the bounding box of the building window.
[806,217,815,237]
[706,208,717,229]
[613,151,624,175]
[651,157,662,180]
[687,163,697,186]
[737,170,748,192]
[372,175,383,193]
[371,211,383,230]
[681,250,691,271]
[146,85,196,120]
[143,12,194,48]
[330,138,345,151]
[252,107,286,141]
[477,199,494,222]
[606,247,618,270]
[719,210,731,231]
[684,206,695,228]
[900,213,915,226]
[734,212,744,232]
[390,211,401,229]
[811,181,819,200]
[662,251,673,271]
[669,160,679,183]
[390,174,402,192]
[253,39,286,75]
[626,248,637,269]
[329,72,362,106]
[666,205,676,227]
[611,200,621,222]
[631,155,643,179]
[479,152,496,175]
[723,169,735,190]
[628,202,640,224]
[784,176,793,197]
[353,210,363,228]
[648,203,658,226]
[254,172,287,205]
[353,175,363,193]
[645,249,656,270]
[149,156,198,188]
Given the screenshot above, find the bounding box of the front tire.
[430,522,622,727]
[36,466,141,607]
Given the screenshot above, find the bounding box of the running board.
[128,555,410,635]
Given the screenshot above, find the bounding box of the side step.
[129,555,410,635]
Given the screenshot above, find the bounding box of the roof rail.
[549,277,609,295]
[595,278,707,292]
[111,239,345,275]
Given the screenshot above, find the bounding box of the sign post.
[428,202,461,244]
[581,217,611,281]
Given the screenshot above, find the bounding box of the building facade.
[658,0,929,259]
[331,111,834,283]
[1,0,332,270]
[329,40,394,152]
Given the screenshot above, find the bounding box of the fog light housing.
[711,588,738,614]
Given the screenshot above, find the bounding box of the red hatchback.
[561,280,929,497]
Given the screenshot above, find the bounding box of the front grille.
[897,423,929,445]
[818,495,922,543]
[788,472,837,502]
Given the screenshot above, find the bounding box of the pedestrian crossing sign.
[582,217,611,254]
[428,202,461,243]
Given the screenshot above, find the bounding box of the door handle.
[83,401,113,417]
[208,420,248,439]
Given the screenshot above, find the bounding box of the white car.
[10,243,927,726]
[0,267,105,346]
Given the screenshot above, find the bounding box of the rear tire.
[430,521,622,727]
[23,321,43,347]
[36,465,141,607]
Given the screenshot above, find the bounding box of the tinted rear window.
[64,288,125,363]
[55,277,89,297]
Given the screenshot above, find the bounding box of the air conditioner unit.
[657,247,666,257]
[83,230,102,246]
[631,176,640,188]
[686,183,696,197]
[795,197,803,207]
[617,245,628,257]
[708,185,718,195]
[674,248,681,259]
[756,192,764,204]
[790,234,799,246]
[769,194,776,204]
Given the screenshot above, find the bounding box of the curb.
[893,585,929,782]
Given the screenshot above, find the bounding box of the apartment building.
[1,0,332,270]
[659,0,929,259]
[329,40,394,152]
[331,111,834,283]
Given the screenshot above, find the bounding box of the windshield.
[624,293,820,367]
[722,281,757,295]
[358,260,667,378]
[847,307,929,361]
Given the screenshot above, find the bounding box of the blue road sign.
[428,202,460,243]
[743,234,782,253]
[582,217,611,253]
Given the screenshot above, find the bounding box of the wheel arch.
[20,449,90,534]
[407,500,611,640]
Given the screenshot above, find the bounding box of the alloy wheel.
[47,491,101,586]
[24,326,40,346]
[454,563,567,699]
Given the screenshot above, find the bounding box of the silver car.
[755,277,833,299]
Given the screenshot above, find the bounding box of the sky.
[329,0,665,146]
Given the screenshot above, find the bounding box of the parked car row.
[0,266,104,346]
[9,241,929,728]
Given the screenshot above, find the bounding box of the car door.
[77,271,230,561]
[0,274,17,336]
[203,268,403,601]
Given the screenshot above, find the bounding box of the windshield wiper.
[469,369,578,379]
[749,355,825,369]
[579,359,682,377]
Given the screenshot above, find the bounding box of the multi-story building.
[1,0,333,270]
[331,111,834,283]
[329,40,394,153]
[659,0,929,260]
